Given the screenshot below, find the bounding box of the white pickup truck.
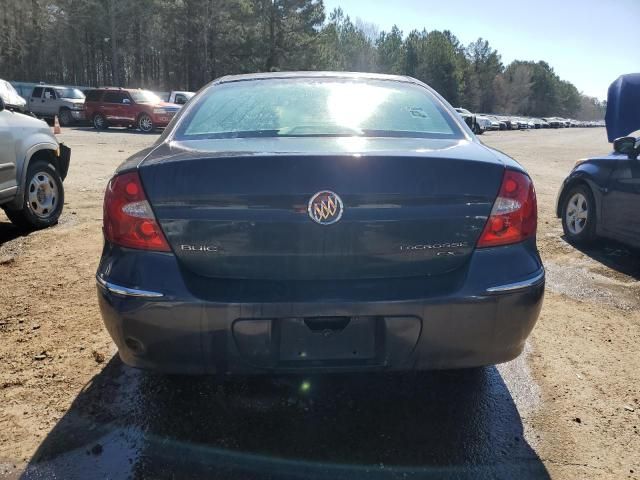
[28,84,85,126]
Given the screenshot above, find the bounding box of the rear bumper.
[96,241,544,375]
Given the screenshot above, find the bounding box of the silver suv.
[28,85,85,126]
[0,96,70,229]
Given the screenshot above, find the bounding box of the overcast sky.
[323,0,640,100]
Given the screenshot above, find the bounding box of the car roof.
[95,87,139,92]
[214,71,416,85]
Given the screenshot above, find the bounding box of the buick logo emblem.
[308,190,344,225]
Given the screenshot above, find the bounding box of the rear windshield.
[175,78,463,140]
[55,87,84,99]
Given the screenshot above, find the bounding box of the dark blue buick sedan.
[96,72,544,375]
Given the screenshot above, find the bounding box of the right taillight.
[477,169,537,248]
[103,171,171,252]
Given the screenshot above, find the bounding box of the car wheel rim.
[27,171,58,219]
[140,116,152,131]
[94,116,104,128]
[566,193,588,235]
[60,111,70,124]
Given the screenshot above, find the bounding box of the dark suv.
[84,88,180,133]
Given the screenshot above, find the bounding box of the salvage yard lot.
[0,128,638,479]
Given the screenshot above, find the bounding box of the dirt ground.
[0,127,638,479]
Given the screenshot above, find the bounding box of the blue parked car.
[557,73,640,248]
[96,72,544,376]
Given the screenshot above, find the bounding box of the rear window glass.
[31,87,43,98]
[176,78,462,140]
[55,87,84,99]
[85,90,102,102]
[103,92,127,103]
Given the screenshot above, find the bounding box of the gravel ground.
[0,127,638,479]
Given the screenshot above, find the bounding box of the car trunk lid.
[139,137,504,280]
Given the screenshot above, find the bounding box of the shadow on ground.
[20,356,549,480]
[0,220,27,246]
[563,236,640,280]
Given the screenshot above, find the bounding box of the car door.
[42,87,58,116]
[29,86,44,115]
[120,92,137,123]
[0,109,17,199]
[101,91,123,122]
[601,157,640,248]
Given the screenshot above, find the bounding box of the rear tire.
[561,184,597,245]
[4,161,64,230]
[93,114,108,130]
[138,113,154,133]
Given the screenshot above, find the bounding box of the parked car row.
[0,81,193,132]
[454,107,605,134]
[91,72,638,378]
[2,70,637,380]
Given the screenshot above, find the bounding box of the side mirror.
[122,98,131,104]
[613,136,639,160]
[0,96,4,112]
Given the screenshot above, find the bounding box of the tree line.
[0,0,605,119]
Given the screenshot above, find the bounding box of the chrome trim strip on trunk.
[96,275,164,298]
[485,269,545,294]
[97,269,543,298]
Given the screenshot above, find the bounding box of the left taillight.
[477,169,537,248]
[103,171,171,252]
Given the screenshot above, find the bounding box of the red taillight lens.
[477,170,537,248]
[103,172,171,252]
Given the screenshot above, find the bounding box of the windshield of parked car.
[130,90,162,104]
[54,87,84,99]
[176,78,463,140]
